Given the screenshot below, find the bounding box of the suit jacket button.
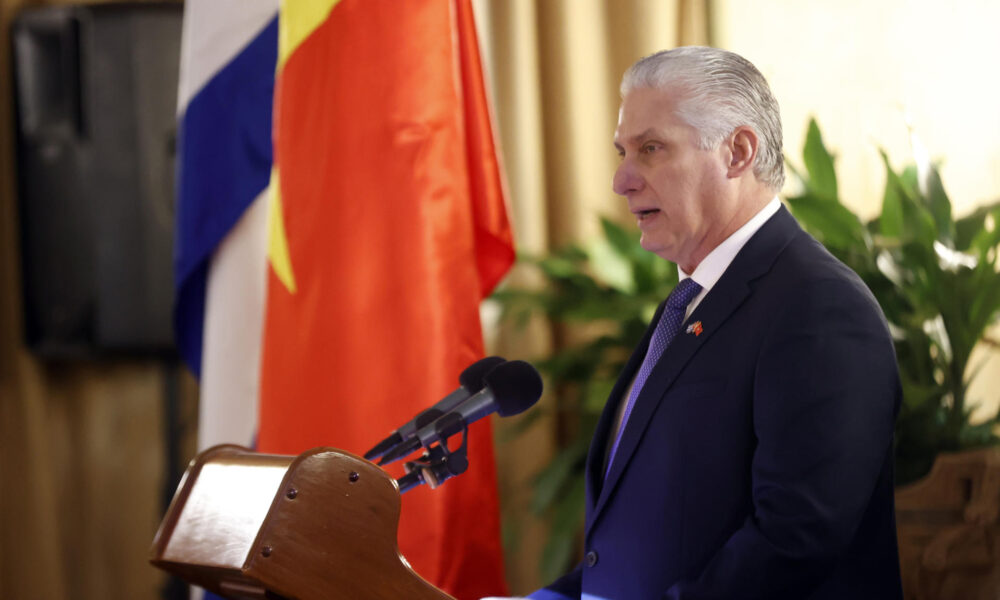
[585,550,598,567]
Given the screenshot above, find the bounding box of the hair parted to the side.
[621,46,785,191]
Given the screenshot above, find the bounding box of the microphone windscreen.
[484,360,543,417]
[458,356,506,390]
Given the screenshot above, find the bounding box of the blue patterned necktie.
[605,277,703,477]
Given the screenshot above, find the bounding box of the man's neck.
[680,187,774,274]
[680,197,781,297]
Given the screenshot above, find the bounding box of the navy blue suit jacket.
[535,207,903,599]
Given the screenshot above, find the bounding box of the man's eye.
[641,144,658,154]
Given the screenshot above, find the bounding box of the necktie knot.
[667,278,702,310]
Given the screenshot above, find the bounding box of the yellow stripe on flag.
[278,0,342,69]
[266,169,297,293]
[269,0,341,292]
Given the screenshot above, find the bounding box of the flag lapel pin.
[686,321,703,336]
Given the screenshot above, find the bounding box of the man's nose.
[612,160,643,196]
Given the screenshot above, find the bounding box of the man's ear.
[726,126,759,179]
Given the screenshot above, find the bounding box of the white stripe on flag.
[198,189,270,450]
[177,0,278,115]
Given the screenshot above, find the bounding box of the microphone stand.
[396,422,470,494]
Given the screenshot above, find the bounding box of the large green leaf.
[956,200,1000,254]
[879,152,905,239]
[969,272,1000,341]
[801,118,839,201]
[923,164,955,243]
[585,236,636,293]
[600,217,642,260]
[883,154,938,248]
[899,377,943,411]
[786,194,868,252]
[538,255,588,280]
[633,254,676,296]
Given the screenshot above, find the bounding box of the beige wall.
[717,0,1000,218]
[715,0,1000,421]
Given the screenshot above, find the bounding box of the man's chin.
[639,237,675,262]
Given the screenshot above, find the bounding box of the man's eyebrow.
[615,127,659,144]
[616,128,661,147]
[633,128,660,141]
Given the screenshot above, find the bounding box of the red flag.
[259,1,513,598]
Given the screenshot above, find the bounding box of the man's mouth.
[635,209,660,221]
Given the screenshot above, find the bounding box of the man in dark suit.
[516,47,903,599]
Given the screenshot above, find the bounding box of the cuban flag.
[174,0,278,452]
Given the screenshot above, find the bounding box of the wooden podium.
[150,445,455,600]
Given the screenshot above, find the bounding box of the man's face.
[613,86,737,273]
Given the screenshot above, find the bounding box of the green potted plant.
[494,119,1000,582]
[786,119,1000,485]
[787,120,1000,599]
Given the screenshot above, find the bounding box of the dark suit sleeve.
[664,275,900,599]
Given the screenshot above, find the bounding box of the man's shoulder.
[780,228,860,281]
[730,206,881,314]
[766,228,886,320]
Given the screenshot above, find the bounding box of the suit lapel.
[586,207,801,533]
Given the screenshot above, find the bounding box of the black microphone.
[380,360,543,465]
[364,356,506,461]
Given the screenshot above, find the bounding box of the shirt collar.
[681,197,782,295]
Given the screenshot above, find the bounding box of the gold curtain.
[475,0,709,252]
[472,0,709,592]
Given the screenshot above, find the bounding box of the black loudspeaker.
[12,3,182,357]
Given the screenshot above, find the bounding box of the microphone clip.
[396,420,470,494]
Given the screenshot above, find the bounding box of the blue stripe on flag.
[173,16,278,376]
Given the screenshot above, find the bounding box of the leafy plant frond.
[787,121,1000,486]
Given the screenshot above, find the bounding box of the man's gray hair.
[621,46,785,191]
